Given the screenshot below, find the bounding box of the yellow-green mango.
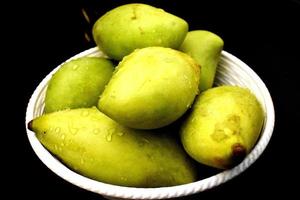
[180,86,264,169]
[92,3,188,60]
[180,30,224,91]
[98,47,200,129]
[45,57,114,113]
[28,107,197,187]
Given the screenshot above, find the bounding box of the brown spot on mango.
[213,157,228,169]
[211,128,229,142]
[211,114,241,142]
[138,26,144,34]
[131,5,138,20]
[230,143,247,166]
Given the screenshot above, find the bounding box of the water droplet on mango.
[117,132,124,136]
[138,138,150,147]
[105,128,115,141]
[80,158,85,165]
[72,65,79,70]
[81,110,90,117]
[55,127,61,133]
[106,134,112,142]
[68,123,79,135]
[93,128,100,135]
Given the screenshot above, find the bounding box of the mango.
[28,107,197,187]
[180,86,264,169]
[98,47,200,129]
[92,3,188,60]
[180,30,224,91]
[45,57,114,113]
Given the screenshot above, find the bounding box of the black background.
[8,0,299,199]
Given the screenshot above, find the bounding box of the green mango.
[180,86,264,169]
[92,3,188,60]
[98,47,200,129]
[180,30,224,91]
[45,57,114,113]
[28,107,197,187]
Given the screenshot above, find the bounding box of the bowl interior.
[25,47,275,199]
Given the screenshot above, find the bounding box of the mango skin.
[92,3,188,60]
[29,108,197,187]
[180,86,264,169]
[98,47,200,129]
[180,30,224,91]
[45,57,114,113]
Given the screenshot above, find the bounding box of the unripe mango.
[180,86,264,169]
[98,47,200,129]
[92,3,188,60]
[45,57,114,113]
[28,108,197,187]
[180,30,224,91]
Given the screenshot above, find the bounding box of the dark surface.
[9,0,299,199]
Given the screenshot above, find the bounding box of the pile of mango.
[28,4,264,187]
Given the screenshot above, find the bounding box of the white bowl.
[25,47,275,199]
